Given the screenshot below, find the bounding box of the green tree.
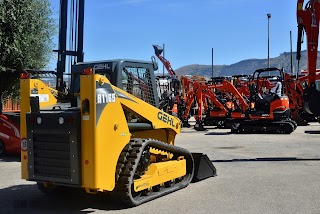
[0,0,56,113]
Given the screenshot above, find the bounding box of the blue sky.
[48,0,303,72]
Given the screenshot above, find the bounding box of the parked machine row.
[0,0,319,208]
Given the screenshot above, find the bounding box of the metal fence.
[2,99,20,112]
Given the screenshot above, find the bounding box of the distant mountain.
[175,51,320,77]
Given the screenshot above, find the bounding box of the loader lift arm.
[153,45,176,76]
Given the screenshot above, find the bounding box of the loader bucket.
[153,45,163,56]
[192,153,217,182]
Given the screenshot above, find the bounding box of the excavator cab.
[250,68,290,119]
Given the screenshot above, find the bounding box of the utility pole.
[267,13,271,74]
[211,48,214,78]
[290,30,294,75]
[163,43,165,76]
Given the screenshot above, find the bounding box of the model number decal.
[97,93,116,104]
[157,111,175,127]
[30,94,49,102]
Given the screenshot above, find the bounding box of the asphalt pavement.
[0,123,319,214]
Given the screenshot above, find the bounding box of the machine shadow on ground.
[211,157,320,163]
[304,130,320,134]
[0,155,20,162]
[205,132,231,136]
[0,184,130,214]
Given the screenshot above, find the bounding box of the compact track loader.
[20,60,216,206]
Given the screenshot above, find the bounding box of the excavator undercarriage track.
[114,138,194,207]
[231,119,297,134]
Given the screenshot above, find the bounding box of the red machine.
[181,68,297,133]
[0,114,20,156]
[179,75,207,127]
[284,73,310,124]
[232,75,252,98]
[229,68,296,133]
[194,78,247,130]
[296,0,320,116]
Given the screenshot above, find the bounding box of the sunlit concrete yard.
[0,123,320,214]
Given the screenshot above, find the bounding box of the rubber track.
[113,138,194,207]
[231,119,296,134]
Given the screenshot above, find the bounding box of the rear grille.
[27,111,81,185]
[33,134,71,179]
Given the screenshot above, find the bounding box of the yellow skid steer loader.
[20,59,216,206]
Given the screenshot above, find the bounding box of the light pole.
[163,43,165,76]
[267,13,271,71]
[211,48,214,78]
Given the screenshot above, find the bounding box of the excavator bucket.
[192,153,217,182]
[153,45,163,56]
[291,111,308,126]
[304,85,320,116]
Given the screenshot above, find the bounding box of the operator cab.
[251,68,285,100]
[250,68,288,116]
[70,59,159,108]
[155,75,180,113]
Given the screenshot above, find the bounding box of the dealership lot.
[0,123,319,214]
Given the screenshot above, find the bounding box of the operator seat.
[252,81,282,113]
[263,81,282,103]
[270,81,282,98]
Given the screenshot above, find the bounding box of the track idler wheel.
[283,122,294,134]
[136,146,150,176]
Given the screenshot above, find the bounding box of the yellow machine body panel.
[80,74,131,190]
[30,79,58,108]
[20,78,59,179]
[79,74,182,191]
[111,87,181,134]
[133,159,186,192]
[20,79,31,179]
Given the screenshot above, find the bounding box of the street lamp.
[267,13,271,70]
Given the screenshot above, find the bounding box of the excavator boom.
[296,0,320,115]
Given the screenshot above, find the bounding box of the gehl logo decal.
[94,63,111,70]
[157,111,175,127]
[97,93,116,104]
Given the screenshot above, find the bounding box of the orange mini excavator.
[184,68,297,133]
